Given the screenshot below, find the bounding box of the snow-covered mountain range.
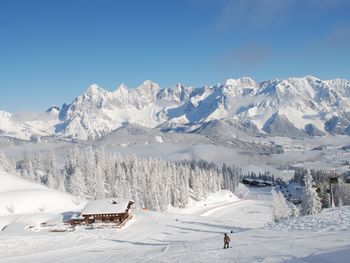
[1,76,350,141]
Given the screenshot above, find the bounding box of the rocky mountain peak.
[1,76,350,141]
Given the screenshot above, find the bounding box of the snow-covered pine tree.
[82,147,96,199]
[19,152,35,182]
[134,156,148,209]
[31,153,44,184]
[168,162,180,208]
[178,165,190,208]
[57,173,66,192]
[113,157,128,199]
[104,154,116,197]
[190,165,203,201]
[69,166,87,200]
[94,161,106,200]
[157,159,169,211]
[64,146,80,190]
[221,163,239,193]
[0,151,13,173]
[300,171,322,215]
[271,188,290,221]
[94,148,108,199]
[144,159,161,211]
[46,151,58,189]
[126,155,139,205]
[289,203,299,218]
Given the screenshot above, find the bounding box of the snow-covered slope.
[95,122,282,155]
[1,76,350,140]
[0,171,85,230]
[0,172,46,192]
[0,186,349,263]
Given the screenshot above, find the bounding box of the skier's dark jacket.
[224,235,230,243]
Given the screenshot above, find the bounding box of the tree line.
[0,148,241,211]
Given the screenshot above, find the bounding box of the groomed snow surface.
[0,174,349,262]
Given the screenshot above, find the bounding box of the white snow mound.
[0,189,83,216]
[0,171,45,192]
[168,190,240,214]
[0,171,86,231]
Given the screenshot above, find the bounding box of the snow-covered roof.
[81,198,132,215]
[70,213,84,220]
[243,178,254,182]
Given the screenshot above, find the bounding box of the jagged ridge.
[1,76,350,140]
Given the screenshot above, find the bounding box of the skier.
[223,233,231,249]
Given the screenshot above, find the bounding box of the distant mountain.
[1,76,350,141]
[95,122,282,155]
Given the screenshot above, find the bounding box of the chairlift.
[345,175,350,184]
[329,177,338,184]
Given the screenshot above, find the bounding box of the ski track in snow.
[196,199,246,217]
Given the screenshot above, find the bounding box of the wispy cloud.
[214,0,348,32]
[215,0,295,31]
[302,21,350,54]
[309,0,349,9]
[326,23,350,47]
[13,111,54,122]
[216,43,270,72]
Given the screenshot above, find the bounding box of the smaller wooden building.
[69,213,85,226]
[70,198,134,226]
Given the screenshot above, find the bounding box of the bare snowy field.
[0,181,349,263]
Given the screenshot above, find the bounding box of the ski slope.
[0,186,349,263]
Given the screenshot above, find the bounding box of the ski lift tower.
[329,170,339,208]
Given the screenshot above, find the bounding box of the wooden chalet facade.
[70,198,134,227]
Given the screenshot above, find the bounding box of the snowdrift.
[0,171,45,192]
[198,190,240,204]
[0,171,85,231]
[0,189,84,216]
[168,190,240,214]
[271,206,350,232]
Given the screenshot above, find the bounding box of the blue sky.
[0,0,349,112]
